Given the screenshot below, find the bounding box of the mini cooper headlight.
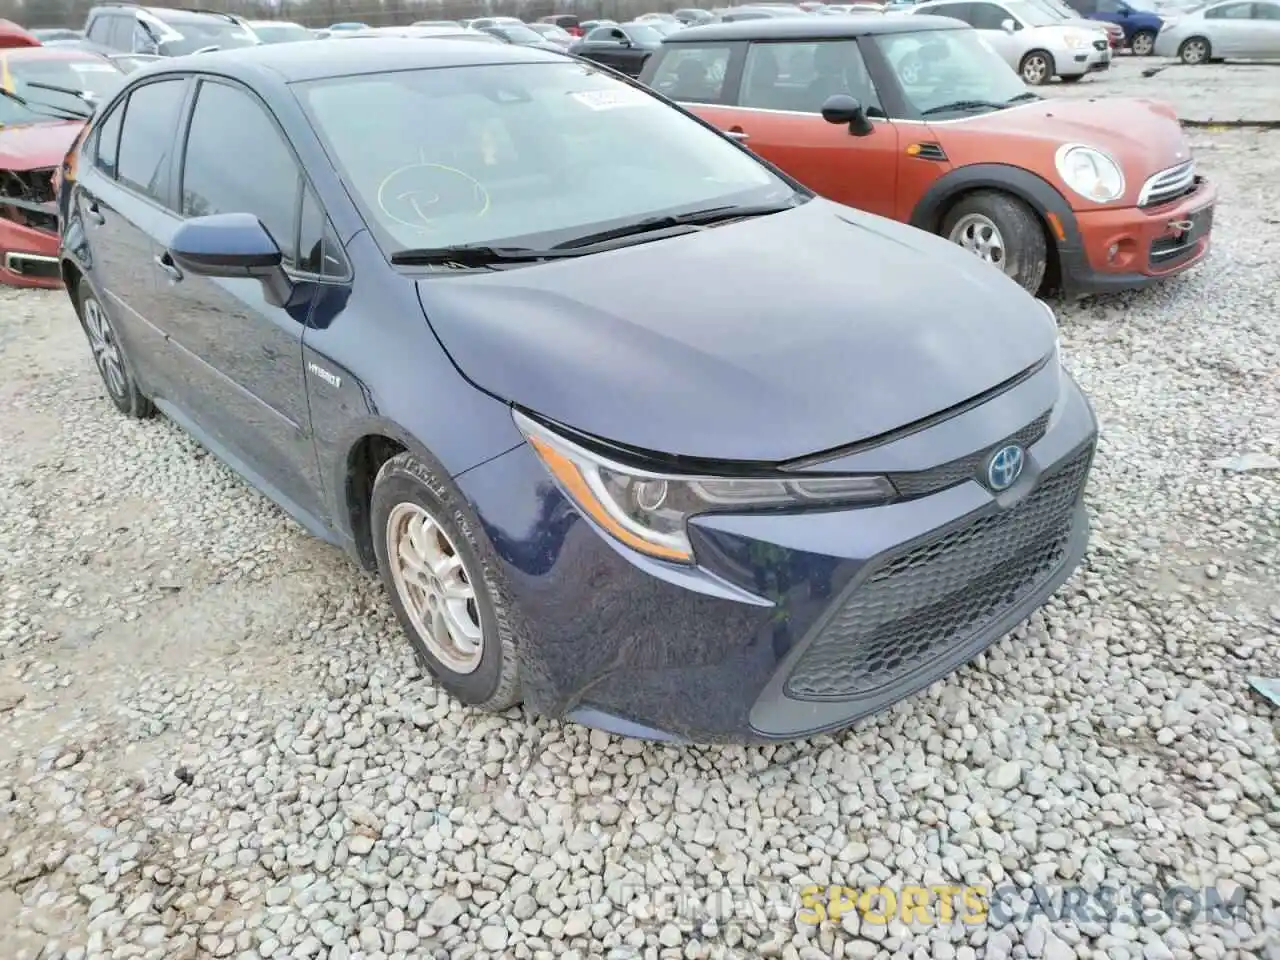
[1055,143,1125,204]
[515,411,896,564]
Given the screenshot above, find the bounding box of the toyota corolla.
[56,39,1097,742]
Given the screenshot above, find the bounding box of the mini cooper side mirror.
[821,94,874,137]
[168,213,294,307]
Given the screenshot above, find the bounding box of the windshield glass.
[623,24,665,43]
[298,61,793,256]
[1004,0,1060,24]
[876,30,1032,115]
[252,23,311,43]
[2,55,124,119]
[494,24,545,42]
[161,22,259,54]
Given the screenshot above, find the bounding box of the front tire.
[371,451,522,713]
[1129,29,1156,56]
[76,281,154,419]
[1019,49,1054,85]
[942,191,1048,296]
[1178,36,1210,64]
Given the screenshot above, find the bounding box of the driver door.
[715,39,899,219]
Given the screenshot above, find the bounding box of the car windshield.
[161,22,259,54]
[298,61,794,257]
[876,29,1033,115]
[623,24,665,43]
[252,23,311,43]
[2,55,124,118]
[494,24,545,42]
[1004,0,1060,24]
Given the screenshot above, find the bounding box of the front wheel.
[1178,36,1210,64]
[371,451,522,713]
[942,191,1048,296]
[1129,29,1156,56]
[1019,50,1054,85]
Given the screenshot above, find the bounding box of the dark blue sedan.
[55,38,1097,743]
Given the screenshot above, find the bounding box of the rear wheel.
[76,281,154,419]
[1130,29,1156,55]
[1178,36,1210,64]
[942,191,1048,296]
[1019,49,1054,85]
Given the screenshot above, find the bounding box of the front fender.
[908,163,1082,249]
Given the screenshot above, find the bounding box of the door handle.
[85,200,105,226]
[154,253,183,282]
[726,128,750,143]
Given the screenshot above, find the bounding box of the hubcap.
[386,503,483,674]
[83,298,126,400]
[1184,41,1205,62]
[948,213,1007,269]
[1132,33,1153,54]
[1022,56,1048,84]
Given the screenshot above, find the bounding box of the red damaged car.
[1,34,126,288]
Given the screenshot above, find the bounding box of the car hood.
[0,119,83,169]
[939,97,1188,201]
[415,200,1055,462]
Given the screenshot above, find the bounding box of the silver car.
[1153,0,1280,62]
[913,0,1113,82]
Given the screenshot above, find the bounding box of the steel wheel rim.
[83,298,126,400]
[948,213,1007,268]
[386,502,484,674]
[1022,56,1048,83]
[1132,32,1153,55]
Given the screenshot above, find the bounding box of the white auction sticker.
[570,88,647,111]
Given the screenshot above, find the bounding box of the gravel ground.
[1039,57,1280,124]
[1,128,1278,960]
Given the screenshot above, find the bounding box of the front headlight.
[1054,143,1125,204]
[514,411,896,564]
[1063,32,1087,48]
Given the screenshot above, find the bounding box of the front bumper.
[0,219,61,289]
[459,363,1097,743]
[1059,44,1112,77]
[1059,178,1216,296]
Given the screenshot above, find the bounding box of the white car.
[912,0,1111,82]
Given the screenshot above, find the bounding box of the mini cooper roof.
[665,14,967,42]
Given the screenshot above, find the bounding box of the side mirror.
[1001,17,1017,31]
[168,213,294,306]
[821,94,874,137]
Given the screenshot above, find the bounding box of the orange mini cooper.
[639,15,1215,296]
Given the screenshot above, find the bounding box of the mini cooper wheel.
[370,451,521,712]
[1019,50,1053,85]
[77,282,154,419]
[1129,29,1156,55]
[942,191,1048,296]
[1178,36,1210,64]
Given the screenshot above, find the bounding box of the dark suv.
[83,2,260,57]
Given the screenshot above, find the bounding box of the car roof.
[667,13,965,40]
[144,35,566,82]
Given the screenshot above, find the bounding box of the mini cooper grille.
[890,411,1051,499]
[784,444,1092,702]
[1138,160,1196,208]
[0,167,58,235]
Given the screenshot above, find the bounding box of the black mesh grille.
[890,411,1051,499]
[784,444,1091,702]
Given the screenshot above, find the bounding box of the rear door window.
[648,45,733,102]
[116,78,187,204]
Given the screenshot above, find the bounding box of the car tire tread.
[942,191,1048,296]
[370,450,523,714]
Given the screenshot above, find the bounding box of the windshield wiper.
[390,245,580,267]
[0,85,91,121]
[551,201,800,250]
[22,81,95,116]
[919,99,1009,116]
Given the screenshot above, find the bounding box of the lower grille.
[784,445,1092,702]
[890,411,1051,499]
[1149,204,1213,268]
[0,167,58,235]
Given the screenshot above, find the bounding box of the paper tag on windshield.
[570,88,647,111]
